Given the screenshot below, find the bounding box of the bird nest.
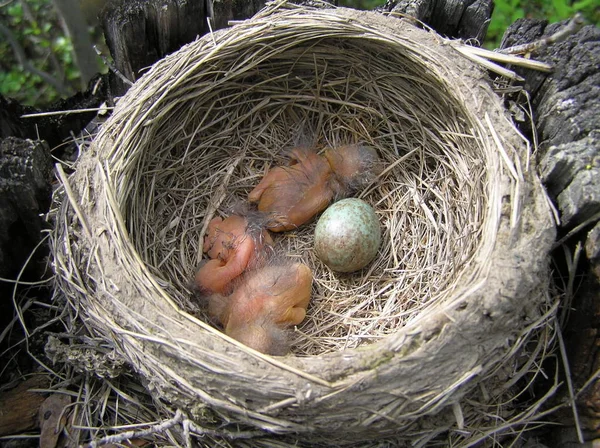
[51,3,557,446]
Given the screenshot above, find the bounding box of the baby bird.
[325,144,382,193]
[195,214,273,294]
[208,261,313,355]
[248,145,381,232]
[248,147,334,232]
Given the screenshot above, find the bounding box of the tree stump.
[501,18,600,442]
[0,75,109,293]
[500,19,600,231]
[100,0,265,96]
[0,137,53,345]
[381,0,493,43]
[0,137,53,280]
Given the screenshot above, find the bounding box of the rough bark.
[587,222,600,270]
[501,19,600,441]
[0,137,53,280]
[0,79,109,348]
[380,0,493,43]
[501,20,600,230]
[212,0,266,30]
[100,0,264,96]
[0,138,53,397]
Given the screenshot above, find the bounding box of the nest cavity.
[52,3,556,446]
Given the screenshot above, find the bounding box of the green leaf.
[0,70,26,93]
[573,0,595,9]
[7,4,22,17]
[551,0,572,19]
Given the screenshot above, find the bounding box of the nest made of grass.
[51,3,557,445]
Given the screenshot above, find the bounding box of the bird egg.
[314,198,381,273]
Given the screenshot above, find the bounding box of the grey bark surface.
[100,0,209,95]
[100,0,265,96]
[0,137,52,279]
[501,21,600,231]
[0,78,108,286]
[381,0,493,43]
[212,0,266,30]
[586,222,600,264]
[501,19,600,441]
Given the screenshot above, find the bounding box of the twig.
[196,155,246,265]
[206,0,217,46]
[552,210,600,250]
[94,45,134,87]
[559,242,582,329]
[499,13,586,56]
[55,163,92,239]
[187,420,264,439]
[453,45,524,81]
[0,298,33,345]
[557,324,584,444]
[10,233,51,339]
[576,367,600,400]
[20,107,114,119]
[456,44,553,72]
[84,410,183,448]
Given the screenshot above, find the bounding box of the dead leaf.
[39,393,72,448]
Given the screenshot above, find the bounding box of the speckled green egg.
[314,198,381,273]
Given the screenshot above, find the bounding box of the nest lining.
[51,4,556,445]
[106,28,489,357]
